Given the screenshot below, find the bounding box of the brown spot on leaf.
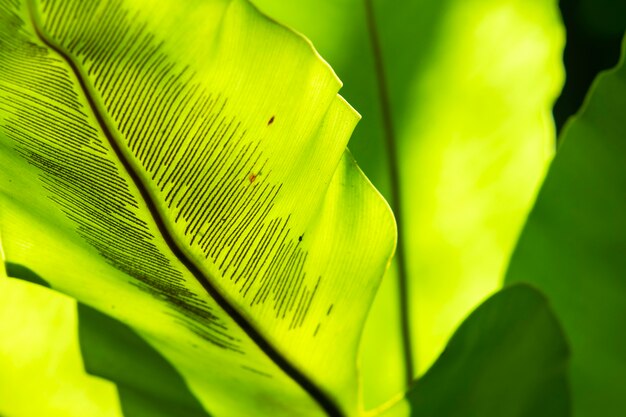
[249,173,257,183]
[268,115,275,125]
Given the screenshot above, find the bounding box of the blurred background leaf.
[0,271,122,417]
[407,284,570,417]
[506,34,626,417]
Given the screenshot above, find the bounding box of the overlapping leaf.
[407,284,570,417]
[349,285,571,417]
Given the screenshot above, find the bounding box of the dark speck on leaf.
[268,115,275,125]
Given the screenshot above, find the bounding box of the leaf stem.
[363,0,415,385]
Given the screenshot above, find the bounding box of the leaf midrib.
[25,2,341,415]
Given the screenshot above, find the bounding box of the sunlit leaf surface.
[0,0,395,415]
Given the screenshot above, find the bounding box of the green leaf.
[251,0,565,407]
[506,34,626,416]
[0,0,395,415]
[406,284,570,417]
[0,271,122,417]
[355,285,571,417]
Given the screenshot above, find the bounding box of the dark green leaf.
[407,284,570,417]
[77,303,211,417]
[506,35,626,416]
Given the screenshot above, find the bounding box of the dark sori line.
[39,0,324,329]
[0,0,237,352]
[0,0,342,415]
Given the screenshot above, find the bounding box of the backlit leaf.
[0,0,395,415]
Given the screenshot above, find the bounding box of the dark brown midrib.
[363,0,415,385]
[25,3,342,416]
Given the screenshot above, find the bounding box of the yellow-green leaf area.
[0,0,396,415]
[0,273,123,417]
[398,0,564,374]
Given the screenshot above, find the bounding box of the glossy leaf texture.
[252,0,565,407]
[506,34,626,417]
[0,0,395,415]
